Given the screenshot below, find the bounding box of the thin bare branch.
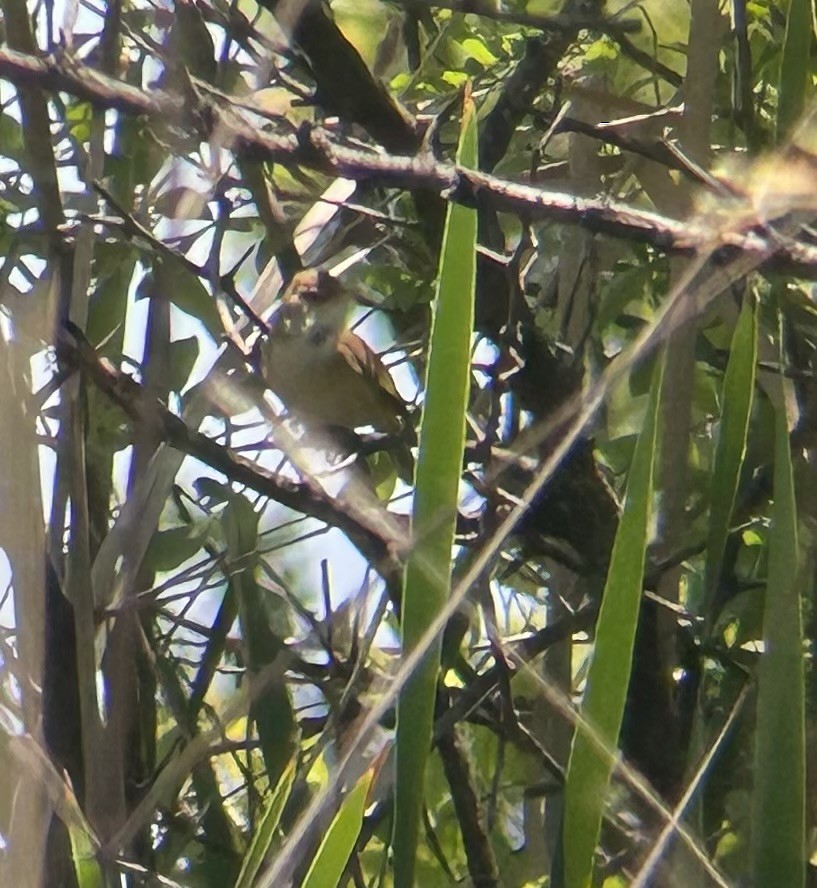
[55,324,407,579]
[2,48,816,276]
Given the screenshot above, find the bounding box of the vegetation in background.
[0,1,815,886]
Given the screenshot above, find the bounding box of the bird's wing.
[336,331,405,409]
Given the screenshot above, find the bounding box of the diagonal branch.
[55,324,407,582]
[437,726,501,888]
[261,0,419,155]
[1,47,816,276]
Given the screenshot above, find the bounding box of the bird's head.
[259,268,412,448]
[277,269,352,349]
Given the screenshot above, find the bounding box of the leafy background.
[0,0,816,886]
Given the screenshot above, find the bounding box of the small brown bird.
[258,269,413,472]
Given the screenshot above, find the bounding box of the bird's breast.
[263,335,402,434]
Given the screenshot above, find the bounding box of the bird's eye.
[302,287,331,306]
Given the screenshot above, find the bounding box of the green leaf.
[393,86,478,888]
[167,335,200,394]
[105,115,163,188]
[459,37,498,67]
[69,825,104,888]
[0,113,27,165]
[195,477,233,505]
[235,758,297,888]
[751,311,805,888]
[703,295,758,618]
[563,357,663,888]
[300,766,376,888]
[367,449,398,501]
[144,524,206,573]
[86,242,137,349]
[66,99,93,145]
[442,70,469,88]
[584,36,619,63]
[776,0,813,141]
[223,493,259,563]
[137,262,222,340]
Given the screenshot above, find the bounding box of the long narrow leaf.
[300,766,376,888]
[563,359,663,888]
[776,0,812,141]
[393,87,478,888]
[235,758,297,888]
[703,295,758,617]
[751,312,805,888]
[69,827,104,888]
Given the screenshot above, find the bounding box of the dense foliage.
[0,0,816,886]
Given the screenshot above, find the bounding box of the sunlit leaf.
[235,759,297,888]
[563,357,663,888]
[704,294,758,617]
[301,766,377,888]
[751,311,805,888]
[393,86,478,888]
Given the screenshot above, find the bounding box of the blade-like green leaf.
[235,758,297,888]
[563,358,663,888]
[69,826,104,888]
[751,312,805,888]
[703,295,758,617]
[300,766,376,888]
[776,0,812,142]
[393,87,478,888]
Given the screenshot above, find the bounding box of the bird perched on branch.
[257,269,414,479]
